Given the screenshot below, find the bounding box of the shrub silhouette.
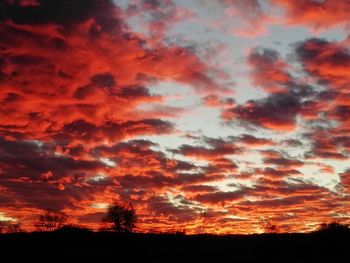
[103,202,137,233]
[6,223,22,233]
[317,221,350,233]
[55,224,92,233]
[0,221,22,233]
[35,209,68,231]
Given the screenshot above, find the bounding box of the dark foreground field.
[1,230,349,263]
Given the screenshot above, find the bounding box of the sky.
[0,0,350,234]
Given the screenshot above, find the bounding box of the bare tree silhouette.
[35,209,68,231]
[259,217,278,233]
[103,202,137,233]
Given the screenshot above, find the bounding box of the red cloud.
[339,170,350,193]
[194,189,247,205]
[304,130,349,160]
[0,0,232,232]
[173,137,239,158]
[0,1,228,142]
[238,134,274,146]
[295,38,350,91]
[202,94,235,108]
[257,167,302,179]
[174,144,238,160]
[263,157,304,168]
[181,184,218,193]
[125,0,194,44]
[273,0,350,30]
[222,92,302,131]
[248,48,292,93]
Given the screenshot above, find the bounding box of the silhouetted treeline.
[28,202,137,233]
[1,230,350,263]
[2,206,349,262]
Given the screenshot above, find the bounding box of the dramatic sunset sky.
[0,0,350,234]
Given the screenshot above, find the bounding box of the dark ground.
[0,230,349,262]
